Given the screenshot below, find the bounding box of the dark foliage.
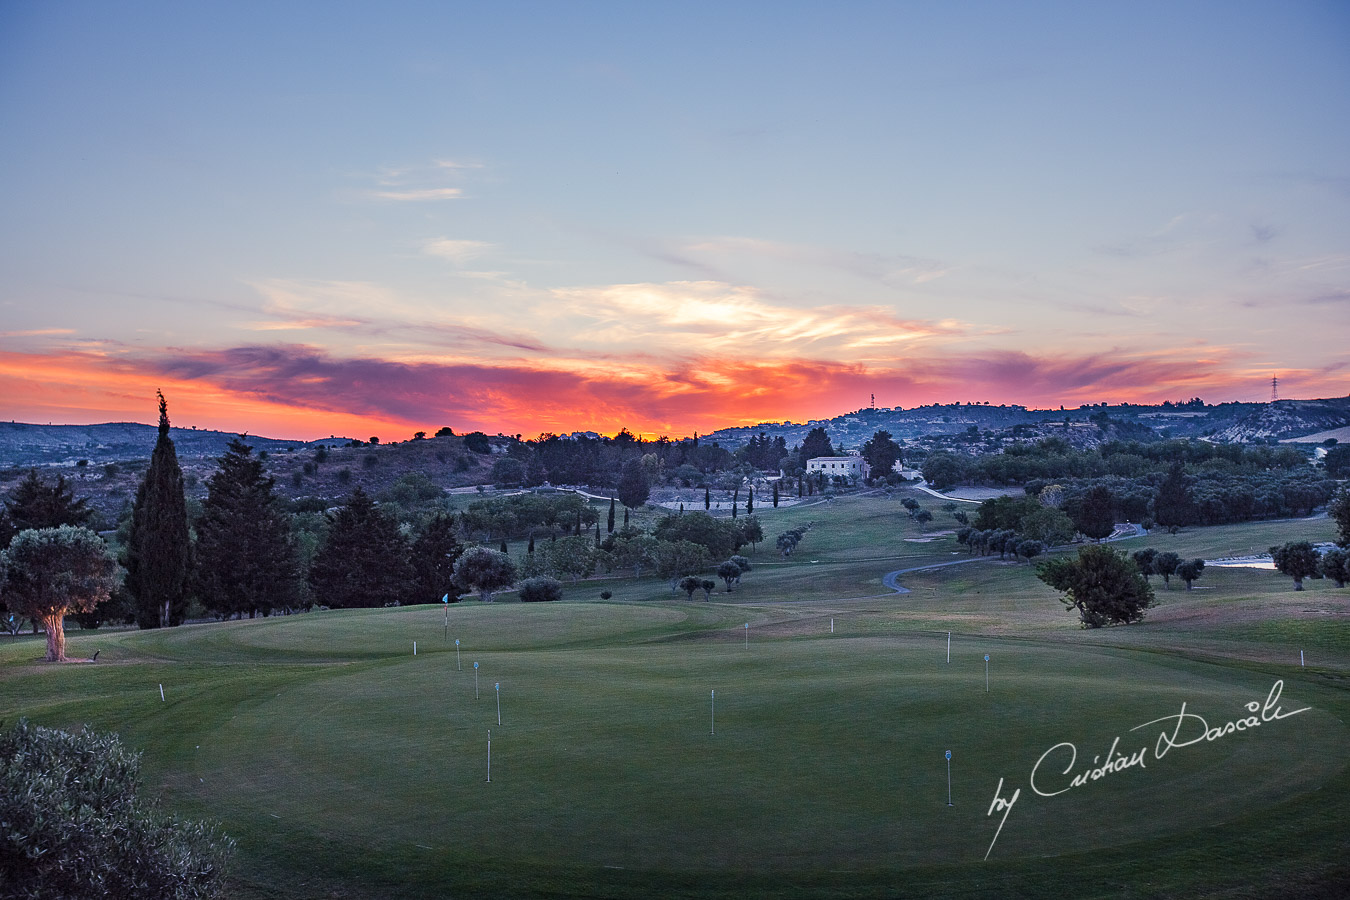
[124,393,191,629]
[617,458,651,509]
[517,576,563,602]
[5,469,93,532]
[194,438,302,619]
[1270,541,1322,590]
[1037,544,1154,627]
[307,488,414,608]
[653,511,735,561]
[410,512,464,603]
[0,719,233,899]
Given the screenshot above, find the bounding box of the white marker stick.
[486,730,492,783]
[710,689,715,735]
[947,632,951,663]
[159,684,165,702]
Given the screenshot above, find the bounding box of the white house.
[806,455,869,479]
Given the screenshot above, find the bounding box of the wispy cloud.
[369,187,463,201]
[423,238,495,263]
[674,236,952,286]
[357,157,486,202]
[548,281,969,355]
[0,328,76,337]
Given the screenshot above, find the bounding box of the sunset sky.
[2,2,1348,441]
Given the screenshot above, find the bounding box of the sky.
[1,1,1348,441]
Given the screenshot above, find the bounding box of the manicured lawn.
[2,499,1346,898]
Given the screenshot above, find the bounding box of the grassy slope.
[2,493,1346,899]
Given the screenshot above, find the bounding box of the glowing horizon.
[1,343,1340,444]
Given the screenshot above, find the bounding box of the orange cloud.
[5,341,1340,444]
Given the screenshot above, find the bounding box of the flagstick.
[947,632,951,663]
[710,689,715,735]
[946,750,953,806]
[486,730,491,783]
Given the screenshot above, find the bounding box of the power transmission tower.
[1271,376,1278,404]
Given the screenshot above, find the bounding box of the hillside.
[0,421,338,467]
[700,396,1350,449]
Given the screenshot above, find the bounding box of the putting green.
[4,598,1346,899]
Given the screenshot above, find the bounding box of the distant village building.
[806,455,869,479]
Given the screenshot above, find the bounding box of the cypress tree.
[705,488,711,510]
[746,487,753,516]
[124,392,191,629]
[607,497,616,533]
[527,532,536,554]
[194,437,301,619]
[1154,462,1196,531]
[623,507,630,527]
[732,486,739,519]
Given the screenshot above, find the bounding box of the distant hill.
[0,422,342,468]
[1207,399,1350,443]
[698,396,1350,450]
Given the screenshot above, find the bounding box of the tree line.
[2,400,805,653]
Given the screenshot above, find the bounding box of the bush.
[518,576,563,602]
[0,719,233,899]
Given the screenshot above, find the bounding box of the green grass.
[2,498,1347,899]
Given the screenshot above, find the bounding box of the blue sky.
[1,1,1347,439]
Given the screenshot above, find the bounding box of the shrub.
[0,719,233,899]
[518,576,563,602]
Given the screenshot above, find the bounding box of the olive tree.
[1270,541,1322,590]
[1037,544,1154,628]
[453,547,518,602]
[1175,558,1206,590]
[1,526,120,662]
[0,719,233,898]
[1319,547,1350,588]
